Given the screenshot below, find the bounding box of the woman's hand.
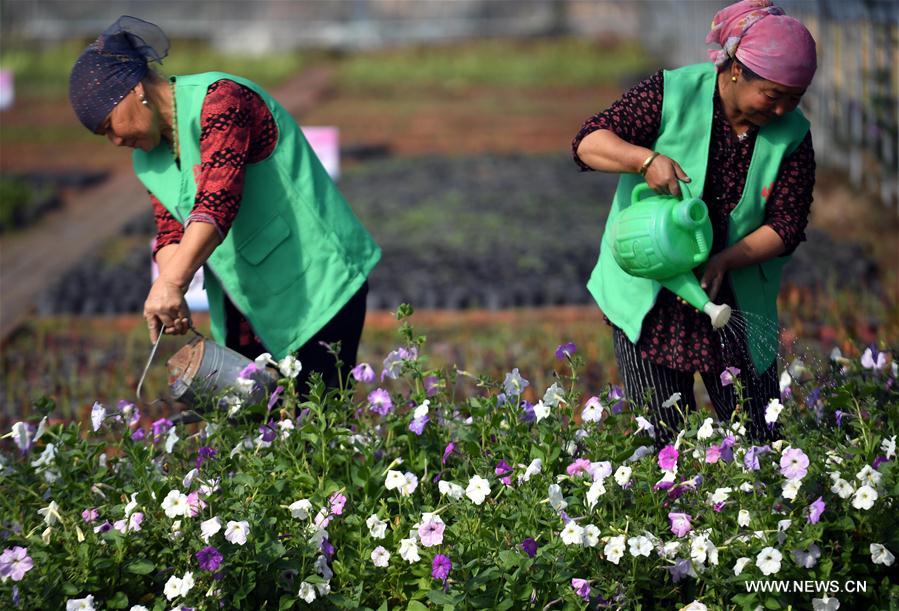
[643,154,691,197]
[700,252,731,302]
[144,278,191,342]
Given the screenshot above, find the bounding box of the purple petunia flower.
[0,546,33,582]
[658,445,679,471]
[196,446,218,469]
[780,447,809,480]
[835,410,845,428]
[571,578,590,600]
[81,508,99,523]
[151,418,173,443]
[667,558,696,583]
[521,538,538,558]
[321,538,335,560]
[432,554,452,582]
[705,445,722,464]
[495,460,512,476]
[351,363,375,384]
[719,366,741,387]
[555,342,577,360]
[367,388,394,416]
[118,400,140,427]
[267,386,284,411]
[608,384,626,413]
[807,496,825,524]
[409,415,429,436]
[743,445,771,471]
[259,420,278,443]
[873,456,890,470]
[329,492,347,516]
[196,546,224,572]
[719,435,736,463]
[238,362,260,380]
[668,512,692,537]
[130,427,146,442]
[520,400,536,423]
[423,375,440,397]
[442,442,456,465]
[382,347,417,381]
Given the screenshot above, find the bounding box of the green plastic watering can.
[609,181,731,329]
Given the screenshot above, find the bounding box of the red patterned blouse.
[572,70,815,374]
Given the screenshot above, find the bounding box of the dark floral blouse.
[572,70,815,374]
[151,79,279,351]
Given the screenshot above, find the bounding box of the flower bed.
[1,306,897,610]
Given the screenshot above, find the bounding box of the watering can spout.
[659,272,732,329]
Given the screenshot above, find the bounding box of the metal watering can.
[137,326,276,414]
[608,181,731,329]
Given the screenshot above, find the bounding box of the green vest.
[587,63,809,374]
[133,72,381,359]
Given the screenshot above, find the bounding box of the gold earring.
[140,96,148,106]
[731,76,737,82]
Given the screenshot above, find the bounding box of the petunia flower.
[658,445,679,471]
[417,515,446,547]
[555,342,577,360]
[370,546,390,568]
[780,447,810,480]
[756,547,782,576]
[668,512,692,537]
[366,515,387,539]
[570,577,590,600]
[351,363,375,383]
[431,554,451,582]
[278,355,302,378]
[603,535,626,564]
[502,368,529,397]
[196,546,224,572]
[65,595,96,611]
[521,538,538,558]
[438,480,464,500]
[581,396,604,423]
[367,388,394,416]
[764,398,784,424]
[465,475,491,505]
[719,366,740,386]
[861,347,888,371]
[224,520,250,545]
[0,546,33,582]
[90,402,106,432]
[398,537,421,563]
[807,497,825,524]
[870,543,895,566]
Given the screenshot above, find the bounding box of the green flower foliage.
[1,309,897,610]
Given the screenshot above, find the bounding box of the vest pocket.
[236,215,309,294]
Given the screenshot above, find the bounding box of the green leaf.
[126,559,156,575]
[279,594,297,610]
[106,592,129,609]
[407,602,429,611]
[764,595,782,610]
[427,590,459,605]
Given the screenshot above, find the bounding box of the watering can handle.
[136,324,204,404]
[631,179,693,204]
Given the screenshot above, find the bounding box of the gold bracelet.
[639,151,661,176]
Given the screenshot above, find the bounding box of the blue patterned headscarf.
[69,16,170,132]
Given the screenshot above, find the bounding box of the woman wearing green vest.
[572,1,817,446]
[68,16,381,393]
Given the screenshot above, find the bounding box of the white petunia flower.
[782,478,801,501]
[690,533,718,565]
[881,435,896,460]
[161,490,190,519]
[613,465,632,487]
[737,509,751,527]
[604,535,626,564]
[870,543,895,566]
[792,544,821,569]
[581,396,604,423]
[37,500,61,526]
[586,479,606,509]
[532,400,551,423]
[518,458,543,483]
[542,382,567,408]
[413,400,430,419]
[315,554,333,580]
[658,541,680,559]
[384,470,406,491]
[629,535,652,557]
[733,557,751,576]
[466,475,491,505]
[682,603,707,611]
[811,595,840,611]
[200,516,222,543]
[288,499,313,519]
[278,355,302,378]
[547,484,567,511]
[366,514,388,539]
[856,464,882,487]
[297,581,316,603]
[697,418,714,440]
[831,478,854,499]
[560,521,584,546]
[163,571,194,601]
[661,392,681,408]
[401,472,419,496]
[124,493,139,518]
[852,485,878,510]
[582,524,600,547]
[165,427,179,454]
[634,416,655,437]
[708,487,732,505]
[370,545,390,567]
[254,352,278,369]
[438,480,465,500]
[399,537,421,563]
[66,594,96,610]
[225,520,250,545]
[765,398,784,424]
[756,547,783,576]
[90,402,106,432]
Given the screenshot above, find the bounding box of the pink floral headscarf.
[706,0,817,89]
